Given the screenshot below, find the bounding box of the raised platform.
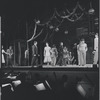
[1,64,99,72]
[2,64,94,68]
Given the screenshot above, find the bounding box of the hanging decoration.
[88,2,95,15]
[64,30,68,34]
[27,2,91,42]
[55,27,59,32]
[27,23,37,42]
[32,29,43,40]
[49,25,54,29]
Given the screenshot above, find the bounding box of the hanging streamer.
[43,32,49,42]
[32,29,43,40]
[27,23,37,42]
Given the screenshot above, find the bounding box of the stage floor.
[4,64,94,68]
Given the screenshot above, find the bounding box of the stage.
[2,64,96,69]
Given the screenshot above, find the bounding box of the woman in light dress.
[2,46,9,67]
[44,43,52,65]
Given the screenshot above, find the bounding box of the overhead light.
[77,80,95,98]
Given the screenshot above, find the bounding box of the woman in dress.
[44,43,52,66]
[2,46,9,67]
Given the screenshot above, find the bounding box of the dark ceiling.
[0,0,99,17]
[0,0,99,46]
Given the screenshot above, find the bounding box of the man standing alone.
[31,41,38,67]
[57,42,64,66]
[93,33,98,66]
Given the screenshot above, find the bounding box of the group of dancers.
[2,46,13,67]
[30,41,76,67]
[24,33,99,67]
[2,33,98,68]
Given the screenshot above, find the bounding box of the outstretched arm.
[3,50,9,55]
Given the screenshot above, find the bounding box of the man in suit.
[57,42,64,66]
[31,41,38,67]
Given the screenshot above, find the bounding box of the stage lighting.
[77,80,95,98]
[34,83,46,91]
[77,83,86,97]
[34,80,51,91]
[7,75,17,80]
[2,83,14,91]
[12,80,21,87]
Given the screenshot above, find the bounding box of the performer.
[73,43,78,65]
[6,46,13,67]
[51,44,58,66]
[68,52,74,65]
[62,46,69,66]
[77,39,88,66]
[2,46,9,68]
[57,42,64,66]
[24,48,29,66]
[31,41,38,67]
[93,33,98,65]
[44,42,51,66]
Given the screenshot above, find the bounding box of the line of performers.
[2,46,13,67]
[24,41,76,67]
[2,33,98,68]
[25,33,98,67]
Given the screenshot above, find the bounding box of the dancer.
[77,39,88,66]
[2,46,9,68]
[62,47,69,66]
[57,42,64,66]
[31,41,38,67]
[44,42,51,66]
[93,33,98,65]
[68,52,74,64]
[6,46,13,67]
[24,48,29,66]
[51,44,58,66]
[73,43,78,65]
